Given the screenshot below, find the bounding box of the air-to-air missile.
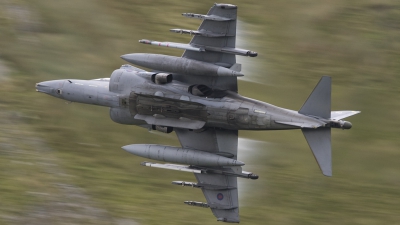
[122,144,244,167]
[120,53,244,77]
[138,39,258,57]
[184,201,210,208]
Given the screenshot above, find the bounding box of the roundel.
[217,193,224,200]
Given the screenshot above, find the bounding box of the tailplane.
[331,111,361,120]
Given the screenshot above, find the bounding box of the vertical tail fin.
[302,128,332,176]
[300,76,332,176]
[299,76,331,119]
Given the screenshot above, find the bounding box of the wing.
[137,3,257,92]
[133,5,259,221]
[175,128,240,223]
[177,4,238,92]
[175,128,238,159]
[182,4,238,66]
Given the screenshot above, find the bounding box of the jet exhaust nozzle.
[329,120,352,129]
[342,121,352,129]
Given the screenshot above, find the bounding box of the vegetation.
[0,0,399,224]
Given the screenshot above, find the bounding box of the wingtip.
[322,171,332,177]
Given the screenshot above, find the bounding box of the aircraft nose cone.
[35,81,53,94]
[35,80,65,96]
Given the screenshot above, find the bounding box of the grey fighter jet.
[36,3,360,223]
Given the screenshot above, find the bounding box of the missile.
[141,162,204,173]
[181,13,232,21]
[138,39,257,57]
[122,144,245,167]
[169,29,229,37]
[120,53,244,77]
[184,201,209,208]
[172,181,201,188]
[172,181,236,190]
[139,39,203,52]
[141,161,259,179]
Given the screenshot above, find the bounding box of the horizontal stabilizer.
[299,76,331,119]
[331,111,361,120]
[302,127,332,176]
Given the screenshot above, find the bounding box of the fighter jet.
[36,3,360,223]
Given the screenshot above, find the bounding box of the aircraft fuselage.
[36,67,326,132]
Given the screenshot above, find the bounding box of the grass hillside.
[0,0,399,224]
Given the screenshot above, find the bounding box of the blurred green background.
[0,0,399,224]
